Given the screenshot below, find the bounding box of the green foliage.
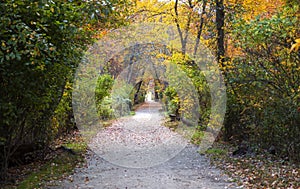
[94,74,114,120]
[136,92,146,103]
[51,81,75,138]
[95,74,114,103]
[111,81,134,118]
[163,52,211,127]
[97,97,114,120]
[225,4,300,161]
[0,0,123,178]
[163,86,179,115]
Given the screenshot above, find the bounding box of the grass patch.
[16,139,87,189]
[205,148,227,159]
[191,131,205,145]
[130,111,135,116]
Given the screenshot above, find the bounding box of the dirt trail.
[50,101,237,189]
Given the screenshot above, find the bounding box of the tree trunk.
[194,0,207,56]
[215,0,225,66]
[134,80,143,104]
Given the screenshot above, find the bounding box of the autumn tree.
[0,0,129,178]
[222,0,300,160]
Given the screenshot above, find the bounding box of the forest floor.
[46,101,237,189]
[207,143,300,188]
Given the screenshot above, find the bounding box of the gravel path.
[50,101,237,189]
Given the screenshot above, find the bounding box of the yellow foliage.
[226,0,284,21]
[290,38,300,52]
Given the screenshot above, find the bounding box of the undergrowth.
[2,131,87,189]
